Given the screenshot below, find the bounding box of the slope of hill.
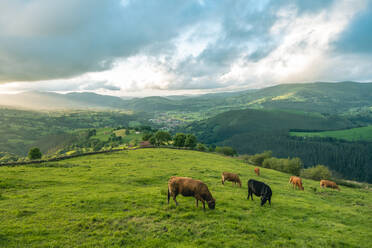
[2,82,372,115]
[0,149,371,247]
[182,108,355,144]
[290,125,372,142]
[227,81,372,113]
[0,108,148,156]
[0,92,128,110]
[181,109,372,183]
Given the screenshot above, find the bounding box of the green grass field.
[290,125,372,141]
[0,149,371,247]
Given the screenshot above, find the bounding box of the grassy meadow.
[0,149,371,247]
[290,125,372,142]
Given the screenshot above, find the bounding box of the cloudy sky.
[0,0,371,96]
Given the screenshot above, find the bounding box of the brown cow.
[168,176,216,210]
[254,167,260,176]
[221,172,242,187]
[320,180,340,191]
[289,176,304,190]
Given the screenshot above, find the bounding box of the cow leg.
[196,199,198,207]
[172,194,179,206]
[202,200,205,210]
[167,188,170,204]
[269,198,271,206]
[221,176,224,185]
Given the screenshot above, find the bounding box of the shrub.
[142,132,153,141]
[184,134,197,148]
[196,143,207,152]
[28,147,42,160]
[262,157,303,175]
[215,146,237,157]
[208,145,216,152]
[240,154,251,163]
[250,151,272,166]
[300,165,332,181]
[173,133,186,147]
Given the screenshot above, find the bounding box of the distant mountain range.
[1,82,372,114]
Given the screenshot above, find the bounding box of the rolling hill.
[2,82,372,116]
[0,149,371,247]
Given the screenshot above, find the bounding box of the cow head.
[261,187,272,206]
[208,198,216,210]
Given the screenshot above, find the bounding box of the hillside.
[226,82,372,114]
[2,82,372,117]
[0,108,148,157]
[290,125,372,142]
[182,109,372,183]
[0,149,371,247]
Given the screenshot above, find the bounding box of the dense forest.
[181,109,372,183]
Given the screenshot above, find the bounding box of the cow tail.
[167,187,170,204]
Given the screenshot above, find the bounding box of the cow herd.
[167,168,341,210]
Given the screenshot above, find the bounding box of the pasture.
[290,125,372,142]
[0,149,371,247]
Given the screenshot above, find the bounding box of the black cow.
[247,179,272,206]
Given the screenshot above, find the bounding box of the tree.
[154,131,172,146]
[28,147,42,160]
[173,133,186,147]
[184,134,197,148]
[125,129,130,135]
[142,132,153,141]
[149,136,157,146]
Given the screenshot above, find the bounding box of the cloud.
[0,0,205,82]
[0,0,371,95]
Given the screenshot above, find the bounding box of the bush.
[240,155,251,163]
[208,145,216,152]
[215,146,237,157]
[28,147,42,160]
[142,132,153,141]
[173,133,186,147]
[184,134,197,148]
[300,165,332,181]
[262,157,303,175]
[250,151,272,166]
[196,143,207,152]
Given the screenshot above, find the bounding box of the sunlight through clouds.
[0,0,371,96]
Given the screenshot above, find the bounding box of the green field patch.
[0,149,371,247]
[290,125,372,141]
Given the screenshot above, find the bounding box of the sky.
[0,0,371,97]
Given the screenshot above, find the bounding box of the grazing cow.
[320,180,340,191]
[221,172,242,187]
[254,168,260,176]
[289,176,304,190]
[247,179,272,206]
[168,176,216,210]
